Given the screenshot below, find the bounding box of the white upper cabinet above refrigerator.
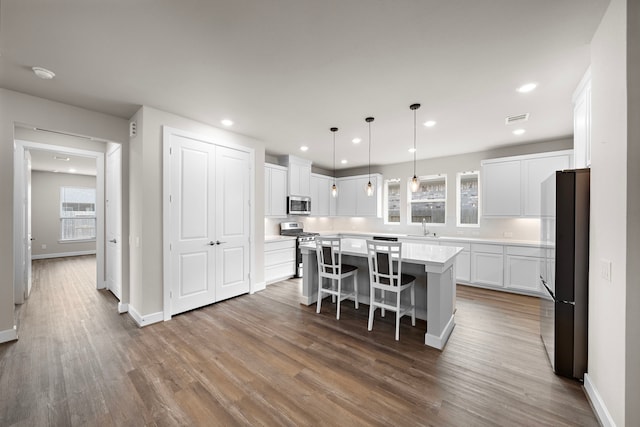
[573,68,591,169]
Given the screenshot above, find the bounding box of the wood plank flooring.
[0,255,597,426]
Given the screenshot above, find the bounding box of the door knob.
[109,239,117,243]
[216,241,226,245]
[207,241,216,246]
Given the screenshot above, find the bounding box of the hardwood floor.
[0,256,597,426]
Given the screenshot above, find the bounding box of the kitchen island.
[300,237,463,350]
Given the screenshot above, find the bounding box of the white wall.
[0,88,128,342]
[31,171,97,257]
[588,0,628,425]
[625,1,640,425]
[129,106,266,318]
[266,137,571,241]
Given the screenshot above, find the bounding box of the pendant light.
[330,127,338,198]
[410,103,421,193]
[365,117,375,196]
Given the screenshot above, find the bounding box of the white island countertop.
[309,237,463,270]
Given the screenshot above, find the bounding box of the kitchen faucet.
[422,218,429,236]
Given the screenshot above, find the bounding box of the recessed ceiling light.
[341,159,348,164]
[513,129,526,135]
[352,138,361,144]
[408,148,417,153]
[423,120,437,127]
[68,168,77,173]
[516,83,537,93]
[221,119,234,126]
[300,146,308,152]
[32,66,55,80]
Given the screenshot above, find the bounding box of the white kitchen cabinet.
[481,150,572,218]
[336,174,382,217]
[280,155,312,197]
[573,68,591,169]
[310,173,336,216]
[522,154,571,216]
[470,243,504,287]
[440,241,471,283]
[264,238,296,284]
[481,160,521,216]
[264,163,287,217]
[504,245,544,294]
[336,177,358,216]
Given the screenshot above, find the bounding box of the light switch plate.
[600,259,612,282]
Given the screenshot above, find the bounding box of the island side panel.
[301,247,319,305]
[425,265,456,350]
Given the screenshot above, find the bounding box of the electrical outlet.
[600,259,612,282]
[503,231,513,238]
[41,244,46,249]
[456,230,464,235]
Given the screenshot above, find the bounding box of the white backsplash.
[265,216,541,242]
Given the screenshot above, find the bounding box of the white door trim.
[162,126,255,321]
[13,140,106,302]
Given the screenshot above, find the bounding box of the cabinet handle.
[109,239,117,243]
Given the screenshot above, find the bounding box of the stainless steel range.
[279,221,319,278]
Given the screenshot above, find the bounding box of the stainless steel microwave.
[287,196,311,215]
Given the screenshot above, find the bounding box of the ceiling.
[0,1,609,171]
[29,149,97,176]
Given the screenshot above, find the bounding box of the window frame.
[383,178,401,224]
[59,186,97,242]
[407,174,447,226]
[456,171,480,227]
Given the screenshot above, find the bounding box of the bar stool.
[315,237,359,319]
[365,239,416,340]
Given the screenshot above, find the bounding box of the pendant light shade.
[410,103,421,193]
[331,127,338,198]
[365,117,375,196]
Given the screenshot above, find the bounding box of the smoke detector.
[32,66,56,80]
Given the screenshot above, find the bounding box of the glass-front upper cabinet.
[457,171,479,227]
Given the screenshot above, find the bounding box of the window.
[408,175,446,224]
[384,178,401,223]
[457,171,480,226]
[60,186,96,241]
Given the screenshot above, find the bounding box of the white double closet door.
[169,132,251,315]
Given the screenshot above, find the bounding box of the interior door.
[214,146,251,301]
[24,150,33,299]
[170,134,217,315]
[106,145,122,300]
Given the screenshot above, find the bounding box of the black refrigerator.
[539,168,590,381]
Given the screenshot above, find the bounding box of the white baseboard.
[425,315,455,350]
[251,281,266,294]
[117,302,129,314]
[584,373,616,427]
[128,305,163,327]
[32,250,97,260]
[0,325,18,344]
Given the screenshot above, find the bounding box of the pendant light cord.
[413,108,417,177]
[368,119,372,180]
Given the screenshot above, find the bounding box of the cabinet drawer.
[505,245,543,257]
[265,248,296,267]
[440,241,470,251]
[265,262,296,284]
[471,243,503,254]
[265,239,296,252]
